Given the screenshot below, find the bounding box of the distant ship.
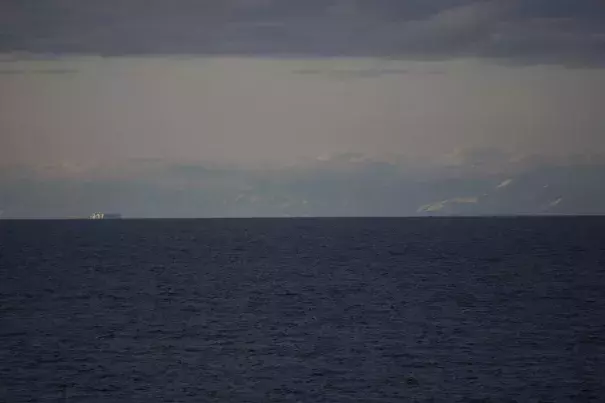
[89,212,122,219]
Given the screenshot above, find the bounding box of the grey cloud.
[480,18,605,66]
[31,68,77,75]
[394,1,515,53]
[292,67,410,79]
[0,69,25,75]
[1,1,604,65]
[372,1,605,65]
[0,67,77,75]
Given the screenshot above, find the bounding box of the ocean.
[1,218,604,402]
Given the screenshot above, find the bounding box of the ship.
[89,212,122,219]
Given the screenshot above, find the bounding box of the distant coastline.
[2,214,605,221]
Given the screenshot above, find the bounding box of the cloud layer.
[2,0,605,65]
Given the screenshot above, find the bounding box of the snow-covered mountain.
[1,151,604,218]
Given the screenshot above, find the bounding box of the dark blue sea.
[1,218,604,402]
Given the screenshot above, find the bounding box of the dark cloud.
[1,0,604,64]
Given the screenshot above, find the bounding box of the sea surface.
[1,217,604,402]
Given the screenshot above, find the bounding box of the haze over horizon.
[2,0,605,217]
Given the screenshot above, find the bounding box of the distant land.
[1,150,605,218]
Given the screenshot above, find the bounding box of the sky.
[1,0,605,216]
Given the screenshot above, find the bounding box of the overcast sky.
[2,0,605,168]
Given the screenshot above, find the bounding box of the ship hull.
[90,213,122,219]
